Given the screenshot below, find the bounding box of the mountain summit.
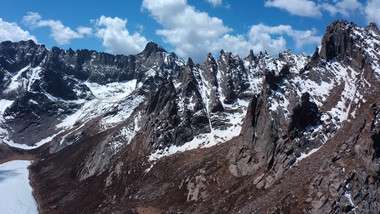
[1,20,380,213]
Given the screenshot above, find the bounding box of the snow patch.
[0,99,13,116]
[0,99,14,146]
[58,80,141,131]
[85,79,137,101]
[328,66,360,125]
[4,66,43,94]
[26,67,42,91]
[101,95,145,129]
[110,112,142,151]
[344,182,358,212]
[295,147,321,164]
[2,130,64,150]
[4,65,31,93]
[344,192,355,208]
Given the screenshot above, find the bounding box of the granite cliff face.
[1,20,380,213]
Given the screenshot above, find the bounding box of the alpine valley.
[1,20,380,213]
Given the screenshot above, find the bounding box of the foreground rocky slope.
[1,20,380,213]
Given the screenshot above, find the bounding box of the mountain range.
[1,20,380,213]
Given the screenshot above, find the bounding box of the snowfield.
[0,160,39,214]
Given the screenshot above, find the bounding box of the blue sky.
[0,0,379,63]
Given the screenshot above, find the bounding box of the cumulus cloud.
[22,12,92,45]
[291,28,321,49]
[210,26,289,57]
[365,0,380,24]
[201,24,321,60]
[264,0,322,18]
[142,0,232,62]
[265,0,364,18]
[247,24,321,55]
[322,0,363,17]
[211,34,252,57]
[206,0,222,7]
[0,18,37,43]
[143,0,321,62]
[95,15,148,55]
[265,0,380,24]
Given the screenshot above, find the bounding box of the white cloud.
[143,0,321,62]
[95,15,148,55]
[247,24,321,55]
[142,0,232,62]
[320,3,338,16]
[22,12,92,45]
[264,0,322,18]
[265,0,364,18]
[365,0,380,24]
[206,0,222,7]
[248,24,291,55]
[292,28,321,49]
[0,18,37,43]
[322,0,363,17]
[77,26,93,36]
[211,34,252,57]
[205,24,321,59]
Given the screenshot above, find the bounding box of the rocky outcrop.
[228,74,290,178]
[320,20,380,71]
[217,50,249,103]
[288,92,320,136]
[0,40,47,72]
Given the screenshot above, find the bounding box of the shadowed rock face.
[289,92,320,134]
[1,20,380,214]
[320,20,352,62]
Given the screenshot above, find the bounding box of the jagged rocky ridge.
[0,20,380,213]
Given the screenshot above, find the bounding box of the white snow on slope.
[328,67,358,123]
[0,99,14,145]
[84,80,137,101]
[4,66,43,94]
[2,78,141,150]
[26,67,43,92]
[295,147,321,164]
[268,86,291,119]
[101,95,145,129]
[294,59,367,164]
[0,160,39,214]
[110,112,142,152]
[343,182,358,212]
[262,53,308,119]
[1,131,66,150]
[0,99,13,116]
[292,61,345,108]
[352,26,380,79]
[245,62,263,95]
[149,98,248,161]
[4,65,31,93]
[344,191,356,209]
[1,65,45,147]
[54,79,143,147]
[58,79,142,136]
